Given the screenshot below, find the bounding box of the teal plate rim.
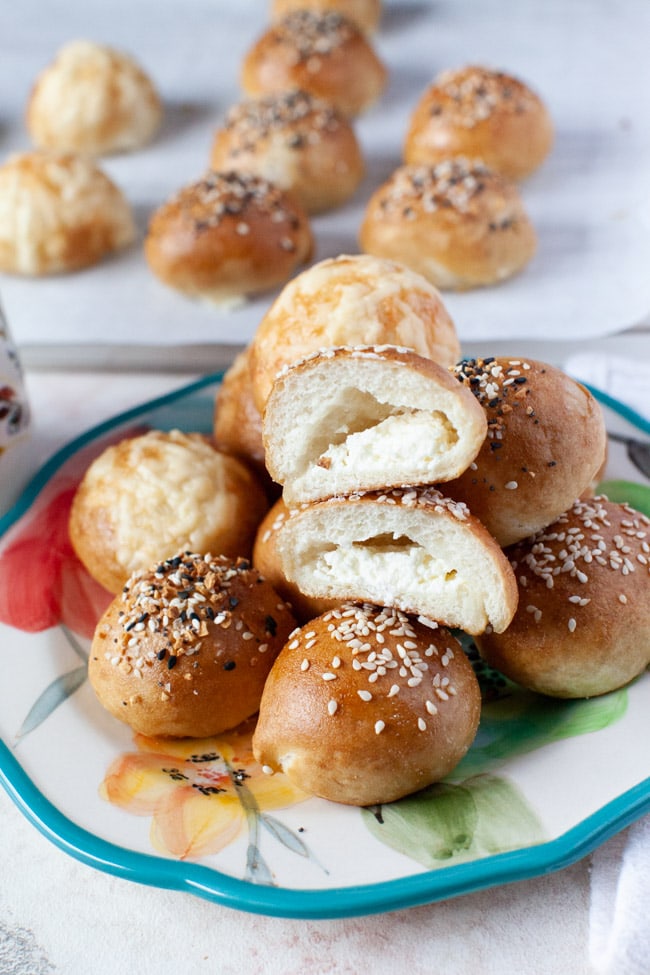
[0,371,648,919]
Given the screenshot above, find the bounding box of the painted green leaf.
[244,840,275,886]
[61,625,89,663]
[464,774,545,856]
[260,813,310,858]
[597,479,650,516]
[15,663,87,743]
[456,688,628,777]
[362,774,544,869]
[363,782,477,866]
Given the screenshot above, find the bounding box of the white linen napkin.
[564,352,650,423]
[588,816,650,975]
[564,351,650,975]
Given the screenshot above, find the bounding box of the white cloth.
[564,352,650,975]
[564,353,650,422]
[589,817,650,975]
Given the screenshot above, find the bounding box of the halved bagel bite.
[262,345,487,504]
[273,486,518,634]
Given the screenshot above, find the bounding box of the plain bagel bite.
[26,40,162,156]
[0,150,135,275]
[475,497,650,698]
[253,603,482,806]
[69,429,269,594]
[89,552,297,737]
[248,254,460,411]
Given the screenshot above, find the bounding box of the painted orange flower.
[100,721,309,871]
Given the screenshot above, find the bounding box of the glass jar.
[0,297,32,518]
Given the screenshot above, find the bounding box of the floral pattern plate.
[0,373,648,920]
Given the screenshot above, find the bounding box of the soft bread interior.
[263,349,486,503]
[276,496,517,634]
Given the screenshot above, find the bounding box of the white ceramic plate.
[0,373,648,919]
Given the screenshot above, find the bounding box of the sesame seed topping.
[221,90,342,156]
[374,720,385,735]
[418,616,439,629]
[262,765,274,775]
[105,554,278,688]
[270,10,357,62]
[507,497,649,639]
[328,699,338,715]
[375,159,497,218]
[342,486,470,521]
[453,357,536,448]
[511,498,649,591]
[163,170,304,248]
[288,603,461,735]
[526,604,543,623]
[430,66,539,129]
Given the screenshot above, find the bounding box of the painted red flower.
[0,427,147,638]
[0,480,110,636]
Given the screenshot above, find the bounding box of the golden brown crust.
[210,90,365,214]
[252,603,481,805]
[248,254,460,411]
[359,159,536,290]
[26,40,162,155]
[443,357,608,547]
[476,498,650,698]
[241,11,387,117]
[0,151,135,275]
[69,430,269,594]
[144,171,313,304]
[252,498,338,622]
[89,553,297,737]
[404,66,554,180]
[270,0,382,34]
[213,348,269,485]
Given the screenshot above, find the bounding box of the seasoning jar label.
[0,299,32,516]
